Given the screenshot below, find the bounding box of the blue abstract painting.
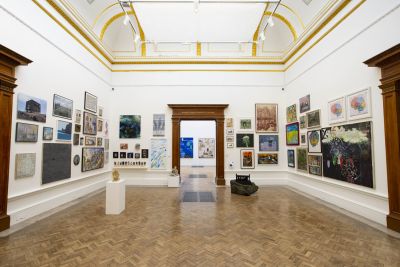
[259,135,279,151]
[180,137,193,158]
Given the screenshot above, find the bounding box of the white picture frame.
[346,87,372,121]
[238,117,253,131]
[328,96,347,124]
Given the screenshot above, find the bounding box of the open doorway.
[180,120,216,192]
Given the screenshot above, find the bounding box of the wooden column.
[0,45,32,232]
[168,104,229,186]
[365,44,400,232]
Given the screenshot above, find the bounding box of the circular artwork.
[330,103,343,117]
[309,131,320,147]
[73,155,80,166]
[350,96,366,112]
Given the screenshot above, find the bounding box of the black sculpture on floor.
[230,174,258,196]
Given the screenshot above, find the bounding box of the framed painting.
[328,97,346,124]
[180,137,193,158]
[286,122,299,146]
[236,133,254,148]
[82,147,104,172]
[80,137,84,146]
[226,118,234,128]
[287,150,295,168]
[227,143,234,148]
[321,121,373,188]
[74,124,81,133]
[307,130,321,153]
[296,147,308,172]
[239,118,253,131]
[120,115,141,138]
[198,138,215,158]
[299,94,310,113]
[135,153,140,159]
[346,88,372,120]
[141,149,149,158]
[75,109,82,124]
[257,153,278,165]
[300,133,307,145]
[84,91,97,113]
[56,120,72,141]
[153,114,165,136]
[15,122,38,142]
[17,93,47,123]
[308,155,322,176]
[53,94,73,120]
[286,104,297,123]
[15,153,36,179]
[85,136,96,146]
[120,152,126,159]
[104,139,109,151]
[113,152,119,159]
[255,103,278,133]
[43,127,53,141]
[97,137,103,146]
[226,136,234,143]
[150,138,167,169]
[299,115,307,129]
[73,133,79,146]
[98,106,104,117]
[120,143,128,150]
[306,109,321,128]
[73,155,80,166]
[83,111,97,135]
[259,135,279,151]
[240,149,255,169]
[127,153,134,159]
[42,143,71,184]
[97,119,103,132]
[226,129,234,135]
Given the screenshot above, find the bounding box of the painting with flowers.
[346,88,371,120]
[321,121,373,188]
[328,97,346,124]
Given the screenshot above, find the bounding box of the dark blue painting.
[259,135,279,151]
[120,115,141,138]
[180,137,193,158]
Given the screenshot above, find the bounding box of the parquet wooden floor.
[1,186,400,266]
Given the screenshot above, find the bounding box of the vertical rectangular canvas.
[287,150,295,168]
[97,119,103,132]
[83,111,97,135]
[84,91,97,113]
[299,115,307,129]
[286,104,297,123]
[241,149,255,169]
[15,153,36,179]
[82,147,104,172]
[180,137,193,158]
[43,127,53,141]
[257,153,278,165]
[198,138,215,158]
[73,133,79,145]
[307,110,321,128]
[15,122,38,142]
[42,143,71,184]
[226,118,234,128]
[328,97,346,124]
[153,114,165,136]
[259,135,279,151]
[17,93,47,122]
[255,103,278,133]
[151,139,167,169]
[321,121,373,188]
[53,94,73,119]
[236,133,254,148]
[300,133,307,145]
[347,88,371,120]
[57,120,72,141]
[307,130,322,153]
[299,95,310,113]
[75,109,82,124]
[296,147,308,172]
[286,122,299,145]
[120,115,141,138]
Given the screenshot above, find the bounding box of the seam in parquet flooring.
[1,186,400,266]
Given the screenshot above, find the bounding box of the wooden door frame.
[168,104,228,185]
[0,45,32,232]
[365,43,400,233]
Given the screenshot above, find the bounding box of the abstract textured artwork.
[328,97,346,124]
[259,135,279,151]
[120,115,141,139]
[151,138,167,169]
[286,122,299,145]
[296,147,308,172]
[198,138,215,158]
[307,130,321,153]
[82,147,104,172]
[17,93,47,122]
[255,103,278,133]
[15,122,38,142]
[321,121,373,188]
[15,153,36,179]
[347,88,371,120]
[42,143,71,184]
[180,137,193,158]
[286,104,297,123]
[308,155,322,176]
[257,153,278,165]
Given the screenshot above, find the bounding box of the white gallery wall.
[180,121,216,167]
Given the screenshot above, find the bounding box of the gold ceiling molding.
[197,42,202,56]
[280,3,305,29]
[129,3,146,57]
[92,3,119,28]
[265,11,298,40]
[112,60,282,65]
[252,3,269,57]
[112,69,283,72]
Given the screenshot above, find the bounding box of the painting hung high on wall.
[153,114,165,136]
[347,88,371,120]
[328,97,346,124]
[259,135,279,151]
[239,118,253,131]
[17,93,47,123]
[198,138,215,158]
[75,109,82,124]
[306,109,321,128]
[43,127,53,141]
[287,150,295,168]
[180,137,193,158]
[82,147,104,172]
[53,94,73,120]
[299,115,307,129]
[120,115,141,138]
[57,120,72,141]
[151,138,167,169]
[257,153,278,165]
[42,143,71,184]
[83,111,97,135]
[84,91,97,113]
[97,119,103,132]
[286,122,299,145]
[296,147,308,172]
[236,133,254,148]
[15,122,38,142]
[299,94,310,113]
[321,121,373,188]
[15,153,36,179]
[241,149,255,169]
[307,130,321,153]
[286,104,297,123]
[308,155,322,176]
[226,118,234,128]
[255,103,278,133]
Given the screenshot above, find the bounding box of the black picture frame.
[15,122,38,142]
[84,91,97,113]
[53,94,73,120]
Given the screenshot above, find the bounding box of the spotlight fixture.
[134,34,141,43]
[123,14,129,25]
[194,0,199,13]
[267,16,274,27]
[259,31,266,41]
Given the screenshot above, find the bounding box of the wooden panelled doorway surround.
[168,104,228,186]
[0,45,32,231]
[365,44,400,233]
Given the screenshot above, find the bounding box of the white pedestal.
[168,175,180,187]
[106,179,125,215]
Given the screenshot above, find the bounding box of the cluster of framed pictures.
[179,137,215,159]
[287,90,374,188]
